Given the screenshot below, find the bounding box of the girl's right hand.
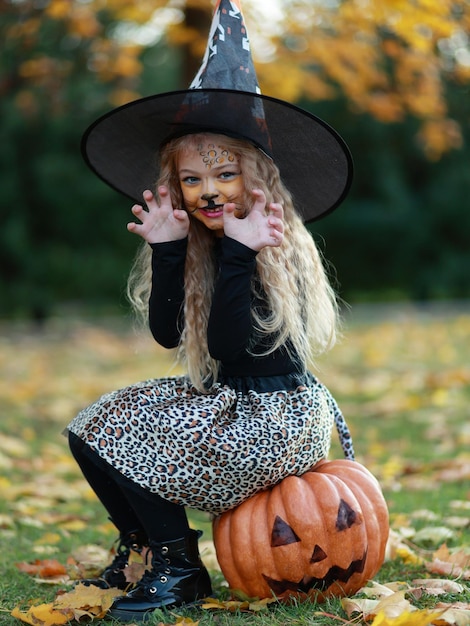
[127,186,190,244]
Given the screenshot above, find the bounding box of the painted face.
[178,137,246,236]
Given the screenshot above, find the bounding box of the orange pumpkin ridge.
[301,473,368,598]
[314,461,389,583]
[212,459,389,602]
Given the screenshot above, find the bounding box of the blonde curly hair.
[127,133,340,391]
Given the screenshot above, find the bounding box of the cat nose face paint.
[178,138,246,235]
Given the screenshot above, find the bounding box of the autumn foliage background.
[0,1,470,624]
[1,0,469,318]
[1,307,469,625]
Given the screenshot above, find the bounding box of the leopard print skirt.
[66,374,353,515]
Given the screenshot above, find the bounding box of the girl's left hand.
[223,189,284,251]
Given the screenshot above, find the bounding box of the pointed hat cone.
[82,0,352,222]
[190,0,260,91]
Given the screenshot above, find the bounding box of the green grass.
[1,305,469,624]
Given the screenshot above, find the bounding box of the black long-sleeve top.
[149,236,304,388]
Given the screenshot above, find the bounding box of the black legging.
[68,432,190,542]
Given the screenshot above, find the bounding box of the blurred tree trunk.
[181,5,212,86]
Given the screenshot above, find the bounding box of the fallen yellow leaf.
[11,603,73,626]
[35,532,62,545]
[53,582,124,618]
[57,519,87,532]
[343,588,417,622]
[201,596,250,612]
[371,608,443,626]
[362,581,408,597]
[12,581,127,625]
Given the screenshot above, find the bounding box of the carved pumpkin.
[212,459,389,602]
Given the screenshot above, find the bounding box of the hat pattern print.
[190,0,260,93]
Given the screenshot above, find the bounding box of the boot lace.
[106,544,130,573]
[139,545,172,593]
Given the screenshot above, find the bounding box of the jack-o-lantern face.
[262,502,368,596]
[213,460,389,602]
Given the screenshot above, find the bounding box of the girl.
[67,0,354,619]
[66,132,353,621]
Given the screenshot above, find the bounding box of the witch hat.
[82,0,352,222]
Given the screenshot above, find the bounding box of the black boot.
[82,528,147,590]
[108,530,213,621]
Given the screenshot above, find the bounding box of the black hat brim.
[82,89,353,223]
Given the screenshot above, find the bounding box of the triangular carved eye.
[336,499,358,531]
[271,515,301,547]
[310,544,327,563]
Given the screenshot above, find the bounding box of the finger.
[142,189,154,205]
[144,189,170,213]
[131,203,145,218]
[173,208,190,223]
[268,215,284,232]
[268,202,284,219]
[127,221,140,234]
[223,202,238,216]
[270,222,284,244]
[250,189,267,213]
[157,186,174,210]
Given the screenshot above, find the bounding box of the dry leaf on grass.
[201,596,276,612]
[66,543,115,580]
[385,529,426,565]
[411,579,465,597]
[342,589,415,621]
[413,527,456,545]
[343,578,470,626]
[361,581,408,597]
[15,559,67,582]
[433,602,470,626]
[427,545,470,580]
[11,583,125,625]
[370,609,444,626]
[11,603,74,626]
[54,582,124,618]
